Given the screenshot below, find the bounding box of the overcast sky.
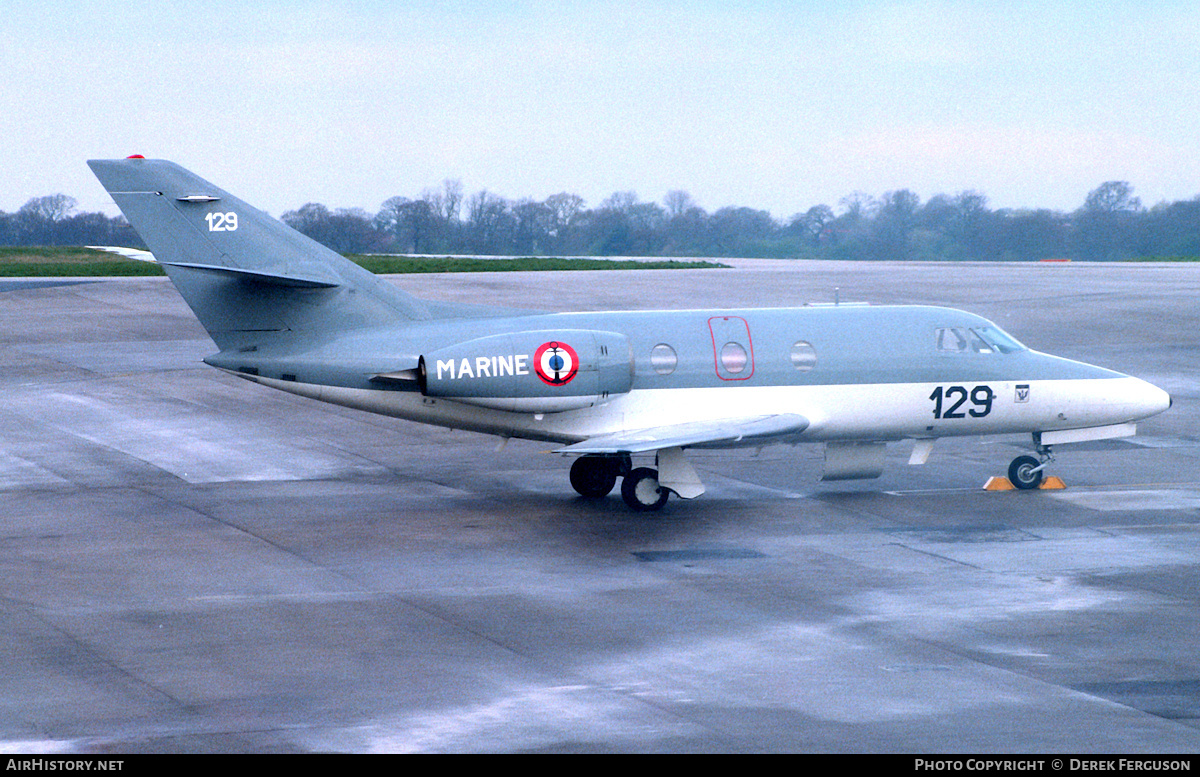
[3,1,1200,220]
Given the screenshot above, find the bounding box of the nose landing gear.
[1008,442,1055,490]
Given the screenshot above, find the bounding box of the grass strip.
[0,248,727,276]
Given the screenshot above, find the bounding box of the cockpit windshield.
[973,326,1026,354]
[936,325,1027,355]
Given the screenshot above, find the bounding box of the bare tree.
[601,191,638,213]
[19,194,77,222]
[392,200,436,253]
[439,179,463,222]
[1083,181,1141,213]
[1077,181,1143,260]
[376,196,410,240]
[792,204,834,245]
[513,199,554,254]
[467,190,513,253]
[663,190,695,218]
[545,192,585,235]
[872,189,921,260]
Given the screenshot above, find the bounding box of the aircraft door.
[709,316,755,381]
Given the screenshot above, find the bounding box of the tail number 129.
[205,212,239,232]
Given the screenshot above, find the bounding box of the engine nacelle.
[419,329,634,413]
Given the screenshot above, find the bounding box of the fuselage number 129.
[930,384,994,419]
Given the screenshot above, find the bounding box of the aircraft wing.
[556,413,809,454]
[88,245,157,263]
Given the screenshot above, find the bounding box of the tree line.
[4,181,1199,261]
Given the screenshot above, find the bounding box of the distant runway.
[1,260,1197,753]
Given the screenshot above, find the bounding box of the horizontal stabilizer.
[159,261,340,288]
[89,246,337,287]
[558,413,809,454]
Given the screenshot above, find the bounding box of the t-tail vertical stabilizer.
[88,157,432,351]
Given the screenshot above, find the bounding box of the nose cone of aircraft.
[1125,376,1173,421]
[1043,353,1173,427]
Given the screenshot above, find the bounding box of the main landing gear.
[621,467,670,512]
[569,454,625,498]
[1008,443,1055,490]
[570,454,670,512]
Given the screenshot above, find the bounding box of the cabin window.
[720,342,749,374]
[650,343,678,375]
[790,341,817,371]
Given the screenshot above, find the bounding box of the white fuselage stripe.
[247,374,1168,448]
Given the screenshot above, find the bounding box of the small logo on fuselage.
[1015,384,1030,403]
[534,341,579,386]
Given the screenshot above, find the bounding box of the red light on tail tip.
[126,154,145,159]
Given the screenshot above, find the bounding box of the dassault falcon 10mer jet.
[88,158,1171,511]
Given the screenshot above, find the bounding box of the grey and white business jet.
[88,158,1171,511]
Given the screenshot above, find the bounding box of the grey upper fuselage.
[86,157,1119,396]
[204,301,1122,393]
[86,157,1133,432]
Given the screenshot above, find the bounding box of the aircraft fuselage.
[209,303,1169,450]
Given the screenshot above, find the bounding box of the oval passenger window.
[650,343,678,375]
[790,341,817,371]
[720,342,748,374]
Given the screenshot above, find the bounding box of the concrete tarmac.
[0,260,1197,753]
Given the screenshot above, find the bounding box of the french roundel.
[533,341,579,386]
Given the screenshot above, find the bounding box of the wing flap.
[557,413,809,454]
